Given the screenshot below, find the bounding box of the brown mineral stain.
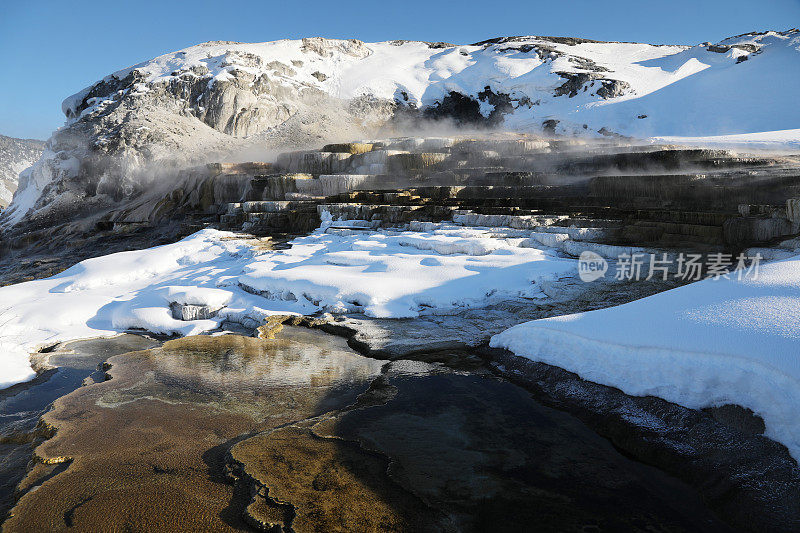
[4,329,383,532]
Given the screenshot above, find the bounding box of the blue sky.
[1,0,798,140]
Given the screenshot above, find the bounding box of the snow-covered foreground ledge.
[0,230,296,388]
[238,222,575,318]
[8,220,798,459]
[491,255,800,460]
[0,225,576,389]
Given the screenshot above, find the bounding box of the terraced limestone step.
[245,173,314,201]
[222,200,323,234]
[276,151,353,174]
[319,203,459,226]
[206,135,800,250]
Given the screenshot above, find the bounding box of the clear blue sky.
[1,0,798,140]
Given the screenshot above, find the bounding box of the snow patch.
[491,255,800,460]
[0,225,575,387]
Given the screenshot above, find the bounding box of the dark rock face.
[555,72,631,99]
[426,41,455,49]
[723,216,794,245]
[421,91,485,125]
[401,87,520,127]
[596,78,632,99]
[471,35,608,47]
[477,85,514,123]
[542,118,559,134]
[704,404,767,436]
[63,70,144,121]
[387,40,455,49]
[482,347,800,533]
[554,72,601,97]
[708,43,761,54]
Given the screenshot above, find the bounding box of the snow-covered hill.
[62,29,800,138]
[0,135,44,208]
[3,29,799,228]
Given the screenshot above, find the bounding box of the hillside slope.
[0,135,44,208]
[2,29,798,228]
[61,29,800,138]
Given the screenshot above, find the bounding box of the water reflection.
[5,329,385,532]
[152,327,382,389]
[0,334,160,520]
[95,327,384,420]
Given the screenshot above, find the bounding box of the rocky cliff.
[0,135,44,208]
[2,30,798,231]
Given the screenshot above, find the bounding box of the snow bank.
[0,342,36,389]
[653,129,800,150]
[491,255,800,459]
[0,230,301,388]
[0,224,575,387]
[239,226,574,318]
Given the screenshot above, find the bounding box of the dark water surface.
[0,334,160,518]
[2,328,731,532]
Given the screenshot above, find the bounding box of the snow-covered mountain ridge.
[64,29,800,138]
[2,29,798,229]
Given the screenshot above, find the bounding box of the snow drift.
[491,255,800,460]
[0,223,574,388]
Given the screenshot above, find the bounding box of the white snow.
[2,148,80,226]
[653,129,800,150]
[239,223,574,318]
[0,179,15,206]
[0,158,31,206]
[0,139,44,209]
[0,230,299,388]
[491,255,800,459]
[61,30,800,139]
[0,224,575,387]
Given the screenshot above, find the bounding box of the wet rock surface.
[3,329,383,531]
[483,348,800,533]
[0,334,161,519]
[299,278,682,359]
[231,365,732,532]
[258,284,800,533]
[3,328,738,532]
[263,294,800,532]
